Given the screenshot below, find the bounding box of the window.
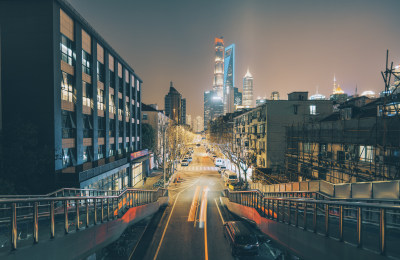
[303,143,311,153]
[143,114,148,120]
[360,145,373,162]
[309,105,317,115]
[125,102,130,118]
[118,99,123,116]
[62,148,76,167]
[109,94,115,114]
[118,77,123,93]
[109,71,115,88]
[293,105,298,115]
[82,50,91,75]
[60,35,75,65]
[98,145,105,159]
[119,121,124,137]
[82,81,93,108]
[83,146,93,163]
[98,117,105,137]
[83,115,93,138]
[97,61,105,82]
[109,144,115,156]
[109,119,115,137]
[97,88,105,110]
[62,110,76,138]
[61,72,75,103]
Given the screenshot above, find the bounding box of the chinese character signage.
[130,149,149,161]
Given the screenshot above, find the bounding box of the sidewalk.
[133,169,164,190]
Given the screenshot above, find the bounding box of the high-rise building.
[203,90,223,130]
[234,87,242,108]
[223,44,235,114]
[181,98,186,125]
[242,69,254,107]
[213,37,224,99]
[0,0,149,191]
[164,81,186,124]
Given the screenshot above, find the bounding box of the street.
[137,146,292,260]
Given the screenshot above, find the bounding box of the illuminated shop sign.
[130,149,149,160]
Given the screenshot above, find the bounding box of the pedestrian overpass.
[222,183,400,260]
[0,187,168,260]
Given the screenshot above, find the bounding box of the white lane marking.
[153,181,198,260]
[214,198,225,224]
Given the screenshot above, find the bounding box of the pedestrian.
[143,176,147,186]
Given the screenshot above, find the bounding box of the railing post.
[76,199,80,230]
[276,200,280,222]
[295,202,298,227]
[86,199,89,228]
[101,199,104,223]
[288,201,291,225]
[325,204,329,237]
[303,202,307,230]
[111,198,114,219]
[357,207,362,248]
[33,202,39,243]
[339,205,343,241]
[380,208,386,255]
[50,201,55,238]
[107,198,110,221]
[64,200,69,234]
[94,199,97,225]
[313,203,317,233]
[11,203,17,250]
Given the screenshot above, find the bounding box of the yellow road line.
[153,181,198,260]
[203,187,209,260]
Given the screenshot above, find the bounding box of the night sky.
[66,0,400,118]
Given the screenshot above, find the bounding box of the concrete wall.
[221,197,386,260]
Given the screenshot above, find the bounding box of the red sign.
[130,149,149,160]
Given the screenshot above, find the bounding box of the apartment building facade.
[0,0,148,191]
[233,92,333,176]
[285,96,400,183]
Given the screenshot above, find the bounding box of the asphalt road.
[139,146,288,260]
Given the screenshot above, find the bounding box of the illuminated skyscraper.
[213,37,224,99]
[242,69,253,107]
[223,44,235,114]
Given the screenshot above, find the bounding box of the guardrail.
[225,189,400,257]
[0,188,168,252]
[0,187,124,199]
[251,180,400,200]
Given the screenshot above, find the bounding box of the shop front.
[130,149,150,187]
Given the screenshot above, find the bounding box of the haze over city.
[67,0,400,117]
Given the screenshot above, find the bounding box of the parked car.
[223,221,259,256]
[181,160,189,166]
[188,157,192,162]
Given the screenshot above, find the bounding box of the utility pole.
[163,123,167,188]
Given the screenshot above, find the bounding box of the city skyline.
[65,0,400,118]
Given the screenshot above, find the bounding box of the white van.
[215,158,224,167]
[223,171,238,183]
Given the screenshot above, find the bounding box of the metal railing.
[0,188,167,252]
[225,189,400,257]
[0,187,125,199]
